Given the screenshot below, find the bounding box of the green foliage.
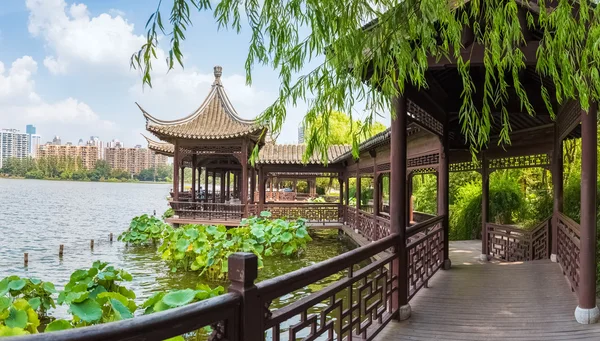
[0,298,41,336]
[57,261,136,326]
[0,276,56,318]
[142,284,223,314]
[159,213,312,280]
[307,197,326,203]
[162,208,175,219]
[412,174,437,215]
[118,214,170,245]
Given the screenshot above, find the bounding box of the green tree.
[94,160,111,179]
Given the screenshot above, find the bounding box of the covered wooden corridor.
[376,240,600,341]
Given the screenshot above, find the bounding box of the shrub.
[118,214,170,245]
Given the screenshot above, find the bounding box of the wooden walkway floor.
[375,240,600,341]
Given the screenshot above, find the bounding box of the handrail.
[7,293,241,341]
[556,211,580,234]
[256,233,399,301]
[406,215,444,238]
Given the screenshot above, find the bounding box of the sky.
[0,0,389,147]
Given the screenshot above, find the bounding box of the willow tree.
[132,0,600,159]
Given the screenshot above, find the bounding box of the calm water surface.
[0,178,354,324]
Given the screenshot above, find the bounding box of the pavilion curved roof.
[138,66,264,142]
[142,134,174,156]
[256,144,351,165]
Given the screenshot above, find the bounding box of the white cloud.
[0,56,40,105]
[0,56,115,138]
[26,0,144,74]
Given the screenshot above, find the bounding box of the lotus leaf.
[109,299,133,320]
[162,289,197,307]
[70,299,102,323]
[0,326,28,336]
[5,308,28,329]
[8,279,26,291]
[45,319,72,332]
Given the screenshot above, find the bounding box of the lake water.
[0,178,354,328]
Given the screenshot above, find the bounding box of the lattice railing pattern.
[407,153,440,168]
[376,163,390,172]
[406,216,444,300]
[410,167,437,175]
[170,202,244,221]
[556,212,581,294]
[488,154,551,170]
[345,206,356,228]
[408,100,444,136]
[359,166,375,175]
[258,237,398,341]
[486,219,550,262]
[264,203,341,223]
[449,160,481,172]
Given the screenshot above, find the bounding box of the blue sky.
[0,0,387,147]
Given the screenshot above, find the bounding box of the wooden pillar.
[338,175,344,205]
[180,166,185,193]
[438,138,450,269]
[390,94,409,319]
[220,171,226,203]
[406,173,413,226]
[173,142,180,201]
[372,151,380,217]
[204,168,209,202]
[212,171,216,203]
[191,155,197,202]
[355,166,361,226]
[576,102,599,324]
[270,178,274,200]
[250,168,256,204]
[551,121,563,261]
[258,167,266,212]
[241,141,249,216]
[345,177,350,206]
[480,154,489,261]
[225,171,230,200]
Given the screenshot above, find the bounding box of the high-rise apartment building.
[52,136,61,145]
[30,134,41,157]
[25,125,39,157]
[37,144,99,170]
[88,136,104,160]
[0,129,30,169]
[104,146,168,174]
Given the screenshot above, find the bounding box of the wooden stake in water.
[59,245,64,257]
[109,233,113,242]
[90,239,94,250]
[24,253,28,266]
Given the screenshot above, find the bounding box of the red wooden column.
[191,155,197,202]
[575,102,599,324]
[172,141,180,202]
[204,168,209,202]
[406,173,413,225]
[372,151,380,217]
[338,175,344,205]
[211,171,216,203]
[390,94,410,320]
[355,165,361,225]
[220,171,226,203]
[180,166,185,193]
[250,168,256,204]
[225,171,230,200]
[438,136,450,270]
[258,167,266,212]
[345,177,350,206]
[551,121,563,262]
[480,154,489,261]
[241,141,249,217]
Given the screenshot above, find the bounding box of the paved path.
[375,240,600,341]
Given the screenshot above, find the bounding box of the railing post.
[228,253,262,340]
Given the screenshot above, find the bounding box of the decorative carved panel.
[488,154,550,170]
[407,100,444,136]
[407,153,440,168]
[449,160,481,172]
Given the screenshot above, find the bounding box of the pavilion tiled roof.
[138,66,264,141]
[142,134,174,156]
[257,144,351,164]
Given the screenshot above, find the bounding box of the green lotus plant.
[55,261,136,328]
[242,211,312,256]
[162,208,174,219]
[0,298,41,336]
[0,276,56,318]
[141,284,224,315]
[118,214,170,245]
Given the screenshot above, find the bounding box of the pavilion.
[135,1,600,338]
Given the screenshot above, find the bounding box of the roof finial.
[213,65,223,86]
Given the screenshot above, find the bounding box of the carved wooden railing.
[256,234,399,340]
[406,215,445,300]
[486,218,551,262]
[412,211,436,223]
[170,201,244,221]
[263,203,342,223]
[345,206,357,228]
[14,293,241,341]
[556,212,581,294]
